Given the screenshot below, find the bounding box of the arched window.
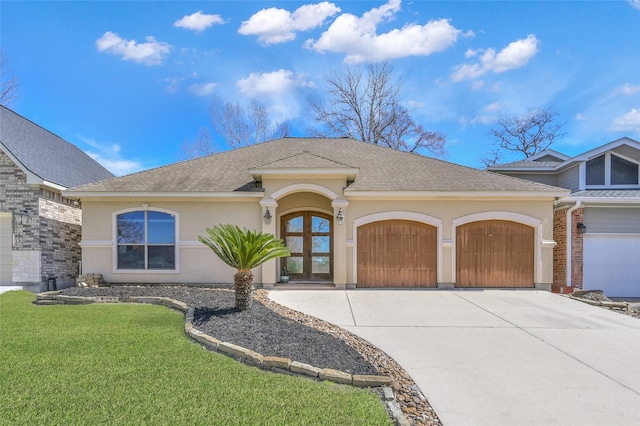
[116,210,176,270]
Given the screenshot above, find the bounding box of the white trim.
[352,211,444,285]
[559,196,640,205]
[178,241,205,247]
[250,167,359,178]
[344,190,567,199]
[79,240,112,248]
[62,191,264,199]
[451,212,543,285]
[270,183,338,201]
[583,232,640,237]
[582,151,640,190]
[112,206,180,274]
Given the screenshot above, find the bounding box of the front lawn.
[0,291,390,425]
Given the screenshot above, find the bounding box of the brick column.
[570,208,584,289]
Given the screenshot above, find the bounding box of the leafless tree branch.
[0,50,20,107]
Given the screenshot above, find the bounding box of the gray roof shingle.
[0,106,114,188]
[69,137,566,194]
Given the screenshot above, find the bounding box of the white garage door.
[583,234,640,298]
[0,213,13,285]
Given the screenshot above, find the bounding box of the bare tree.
[210,97,289,149]
[0,49,20,106]
[484,107,566,166]
[177,127,215,160]
[309,62,446,157]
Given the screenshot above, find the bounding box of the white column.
[332,199,349,289]
[260,198,278,289]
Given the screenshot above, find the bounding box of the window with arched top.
[116,210,176,270]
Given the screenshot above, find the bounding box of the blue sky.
[2,0,639,175]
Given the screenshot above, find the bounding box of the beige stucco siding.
[79,188,556,287]
[80,199,261,283]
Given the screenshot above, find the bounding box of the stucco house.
[0,106,114,291]
[64,137,568,290]
[489,137,640,297]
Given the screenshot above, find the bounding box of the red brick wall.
[552,207,584,294]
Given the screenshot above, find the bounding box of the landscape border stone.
[34,290,408,426]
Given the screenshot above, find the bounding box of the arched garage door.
[357,220,437,288]
[456,220,534,288]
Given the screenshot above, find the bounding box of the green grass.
[0,291,391,425]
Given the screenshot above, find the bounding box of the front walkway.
[269,289,640,426]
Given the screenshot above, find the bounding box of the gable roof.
[0,106,114,189]
[67,137,566,197]
[488,137,640,172]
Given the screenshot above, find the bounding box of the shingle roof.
[0,106,114,188]
[491,159,563,169]
[69,137,566,194]
[568,190,640,199]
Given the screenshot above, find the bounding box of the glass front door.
[281,212,332,281]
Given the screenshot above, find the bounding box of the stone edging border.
[34,291,410,426]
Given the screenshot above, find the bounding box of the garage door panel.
[358,220,437,288]
[583,234,640,298]
[456,220,534,288]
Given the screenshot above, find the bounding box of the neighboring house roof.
[0,106,114,189]
[67,137,566,197]
[488,137,640,172]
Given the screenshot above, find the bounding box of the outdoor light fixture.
[17,210,29,225]
[576,222,587,234]
[336,208,345,225]
[263,207,272,225]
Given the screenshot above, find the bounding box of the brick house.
[489,137,640,297]
[0,106,114,291]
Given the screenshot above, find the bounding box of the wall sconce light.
[263,207,272,225]
[17,210,29,225]
[576,222,587,234]
[336,208,345,225]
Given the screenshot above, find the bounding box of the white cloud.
[78,136,146,176]
[614,83,640,96]
[188,82,217,96]
[451,34,539,81]
[611,108,640,132]
[236,69,315,97]
[483,101,504,112]
[628,0,640,10]
[239,2,340,44]
[574,112,586,121]
[96,32,171,66]
[307,0,462,63]
[174,11,224,32]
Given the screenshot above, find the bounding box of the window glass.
[611,155,639,185]
[117,245,145,269]
[286,236,303,253]
[586,155,605,185]
[286,257,303,274]
[116,210,176,270]
[148,246,175,269]
[117,211,145,244]
[147,211,175,244]
[286,216,304,232]
[311,216,330,233]
[312,236,330,253]
[312,256,330,274]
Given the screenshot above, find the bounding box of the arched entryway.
[281,211,333,281]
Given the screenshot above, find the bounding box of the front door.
[282,212,332,281]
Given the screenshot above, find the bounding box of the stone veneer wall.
[0,150,82,289]
[552,206,584,294]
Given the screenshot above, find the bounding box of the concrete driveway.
[269,289,640,426]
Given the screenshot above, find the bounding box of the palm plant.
[199,224,290,311]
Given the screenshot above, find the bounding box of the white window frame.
[581,152,640,190]
[112,206,180,273]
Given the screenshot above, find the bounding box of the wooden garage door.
[456,220,534,288]
[357,220,437,288]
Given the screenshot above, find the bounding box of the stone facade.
[552,207,584,294]
[0,150,82,290]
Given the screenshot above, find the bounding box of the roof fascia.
[558,195,640,205]
[344,190,569,199]
[570,137,640,162]
[61,191,265,200]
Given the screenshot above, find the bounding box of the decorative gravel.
[60,285,377,375]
